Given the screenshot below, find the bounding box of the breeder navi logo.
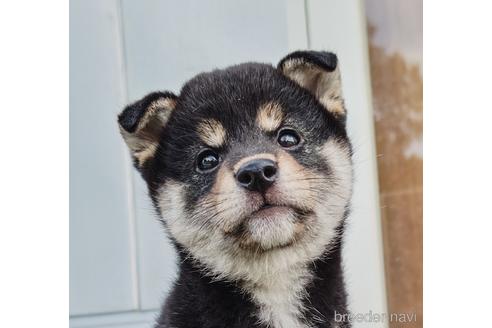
[334,310,417,324]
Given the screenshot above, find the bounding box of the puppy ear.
[278,51,345,121]
[118,91,177,167]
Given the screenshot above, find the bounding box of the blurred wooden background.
[365,0,423,327]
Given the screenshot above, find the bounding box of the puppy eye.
[196,150,220,172]
[277,129,301,148]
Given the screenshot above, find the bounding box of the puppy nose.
[236,159,277,192]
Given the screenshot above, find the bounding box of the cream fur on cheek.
[156,139,352,328]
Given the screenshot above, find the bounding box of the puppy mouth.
[225,199,314,251]
[249,202,311,220]
[252,203,287,214]
[258,204,275,210]
[249,204,293,220]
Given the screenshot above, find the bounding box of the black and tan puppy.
[118,51,353,328]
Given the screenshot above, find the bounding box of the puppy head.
[118,51,353,283]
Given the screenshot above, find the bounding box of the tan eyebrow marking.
[197,118,227,148]
[256,102,284,132]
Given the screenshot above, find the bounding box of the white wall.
[70,1,387,327]
[70,0,137,315]
[305,1,388,325]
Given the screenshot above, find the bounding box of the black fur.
[118,51,352,328]
[155,233,350,328]
[278,50,338,73]
[118,91,177,133]
[146,62,347,206]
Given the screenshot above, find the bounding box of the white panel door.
[306,1,389,326]
[120,0,294,310]
[70,0,137,315]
